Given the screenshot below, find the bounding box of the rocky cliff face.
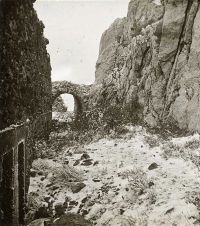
[0,0,52,130]
[94,0,200,132]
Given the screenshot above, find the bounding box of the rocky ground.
[27,125,200,226]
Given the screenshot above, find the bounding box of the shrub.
[50,165,83,187]
[144,135,160,148]
[184,139,200,150]
[72,103,140,134]
[161,142,184,160]
[121,169,149,201]
[186,191,200,210]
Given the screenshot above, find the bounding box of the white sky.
[34,0,129,110]
[34,0,129,84]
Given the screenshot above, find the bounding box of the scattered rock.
[46,183,53,188]
[81,153,90,160]
[81,159,93,166]
[194,219,200,225]
[148,163,158,170]
[47,213,92,226]
[66,151,73,156]
[38,171,44,176]
[28,218,51,226]
[73,146,86,154]
[120,209,125,215]
[165,207,175,215]
[92,178,101,182]
[44,196,51,203]
[69,200,78,206]
[78,204,84,213]
[73,159,80,166]
[55,203,66,217]
[34,206,50,219]
[93,161,99,166]
[71,182,86,193]
[148,181,155,187]
[81,197,88,204]
[68,200,79,211]
[30,169,37,177]
[52,185,59,191]
[62,196,71,208]
[138,189,144,196]
[87,201,95,207]
[81,209,89,216]
[64,160,69,165]
[41,176,45,181]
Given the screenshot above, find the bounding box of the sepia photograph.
[1,0,200,225]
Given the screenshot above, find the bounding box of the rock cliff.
[94,0,200,132]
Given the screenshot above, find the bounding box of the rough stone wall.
[93,0,200,132]
[52,81,92,116]
[0,0,52,130]
[0,0,52,224]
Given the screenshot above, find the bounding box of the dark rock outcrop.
[47,213,92,226]
[0,0,52,130]
[93,0,200,132]
[0,0,52,225]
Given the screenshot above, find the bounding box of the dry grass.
[186,191,200,211]
[50,165,83,186]
[121,169,149,198]
[32,158,83,187]
[144,135,160,148]
[161,139,200,170]
[161,142,184,160]
[184,139,200,150]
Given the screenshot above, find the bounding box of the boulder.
[47,213,92,226]
[71,182,86,193]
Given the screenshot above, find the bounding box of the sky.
[34,0,129,110]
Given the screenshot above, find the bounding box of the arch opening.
[52,93,82,122]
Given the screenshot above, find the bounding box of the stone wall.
[0,0,52,130]
[93,0,200,132]
[52,81,92,118]
[0,0,52,225]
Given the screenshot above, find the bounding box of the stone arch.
[52,81,90,121]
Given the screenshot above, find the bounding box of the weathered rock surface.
[93,0,200,132]
[52,81,91,117]
[47,213,92,226]
[0,0,52,130]
[71,182,86,193]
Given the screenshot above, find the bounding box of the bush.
[72,104,140,134]
[33,104,139,160]
[120,169,149,200]
[186,191,200,210]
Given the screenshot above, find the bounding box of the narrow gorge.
[1,0,200,226]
